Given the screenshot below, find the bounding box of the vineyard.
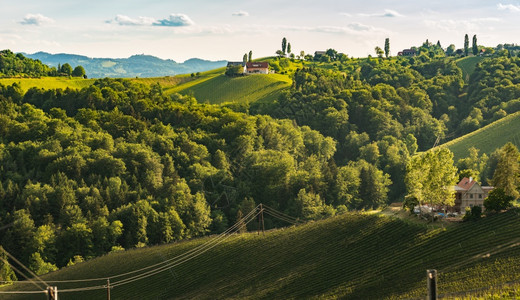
[2,208,519,299]
[443,111,520,160]
[168,73,292,105]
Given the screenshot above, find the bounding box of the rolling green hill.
[0,77,95,92]
[2,209,519,299]
[456,56,484,82]
[169,72,292,105]
[443,111,520,160]
[0,66,291,106]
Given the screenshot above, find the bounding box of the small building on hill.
[452,177,493,213]
[397,49,417,56]
[227,61,245,68]
[245,62,269,74]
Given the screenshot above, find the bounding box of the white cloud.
[347,23,374,31]
[232,11,249,17]
[154,14,194,27]
[359,9,404,18]
[20,14,55,26]
[340,12,352,17]
[107,13,194,27]
[497,3,520,12]
[423,19,479,32]
[109,15,156,26]
[423,17,500,32]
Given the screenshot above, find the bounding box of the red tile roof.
[246,62,269,69]
[457,177,476,190]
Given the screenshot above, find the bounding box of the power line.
[110,208,263,288]
[0,204,307,296]
[0,256,45,292]
[2,249,50,288]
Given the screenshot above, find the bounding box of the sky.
[1,0,520,62]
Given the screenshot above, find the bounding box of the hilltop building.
[245,62,269,74]
[452,177,493,213]
[227,61,245,68]
[397,49,417,56]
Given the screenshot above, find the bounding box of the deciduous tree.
[491,143,520,199]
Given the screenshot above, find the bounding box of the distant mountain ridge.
[22,52,227,78]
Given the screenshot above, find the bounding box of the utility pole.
[427,269,437,300]
[47,286,58,300]
[106,278,112,300]
[260,204,265,235]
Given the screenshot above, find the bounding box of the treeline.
[0,78,391,274]
[0,49,85,78]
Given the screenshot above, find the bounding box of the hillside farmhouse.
[397,49,417,56]
[245,62,269,74]
[452,177,493,213]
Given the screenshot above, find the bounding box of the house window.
[470,204,473,207]
[470,194,473,199]
[478,194,482,199]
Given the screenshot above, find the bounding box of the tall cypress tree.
[464,34,469,56]
[282,37,287,54]
[384,38,390,58]
[472,35,478,55]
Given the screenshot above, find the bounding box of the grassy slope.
[442,111,520,161]
[0,77,95,92]
[166,66,292,105]
[2,210,519,299]
[456,56,484,82]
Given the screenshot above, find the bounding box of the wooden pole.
[260,204,265,235]
[47,286,58,300]
[427,269,437,300]
[107,278,111,300]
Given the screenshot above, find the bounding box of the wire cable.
[0,256,46,291]
[2,249,50,288]
[111,209,262,288]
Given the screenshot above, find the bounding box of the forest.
[0,50,85,78]
[2,43,520,275]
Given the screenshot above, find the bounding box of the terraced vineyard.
[2,209,519,299]
[443,111,520,160]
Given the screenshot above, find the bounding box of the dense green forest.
[2,43,520,276]
[0,50,85,78]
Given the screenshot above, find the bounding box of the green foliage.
[225,65,243,77]
[0,50,57,77]
[406,147,458,209]
[72,66,86,78]
[29,252,58,275]
[463,205,482,221]
[0,246,17,283]
[491,142,520,199]
[484,187,514,213]
[0,78,342,268]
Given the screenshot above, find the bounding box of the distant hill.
[22,52,227,78]
[443,111,520,161]
[2,210,519,299]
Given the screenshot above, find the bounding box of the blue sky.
[1,0,520,61]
